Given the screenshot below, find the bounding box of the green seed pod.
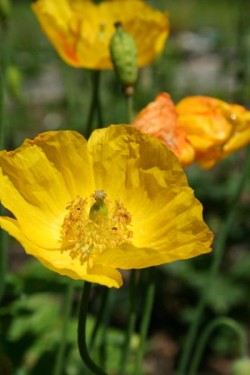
[109,22,138,93]
[231,357,250,375]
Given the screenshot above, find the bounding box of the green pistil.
[89,190,108,222]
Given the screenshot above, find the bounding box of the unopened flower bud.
[110,22,138,95]
[231,357,250,375]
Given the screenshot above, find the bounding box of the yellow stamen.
[60,191,133,265]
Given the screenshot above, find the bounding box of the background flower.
[176,96,250,168]
[133,93,250,168]
[32,0,169,69]
[132,92,195,166]
[0,126,212,288]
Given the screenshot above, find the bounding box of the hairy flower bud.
[110,22,138,95]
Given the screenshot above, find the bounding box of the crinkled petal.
[132,93,195,166]
[176,96,233,152]
[0,131,94,249]
[88,125,213,267]
[176,96,250,167]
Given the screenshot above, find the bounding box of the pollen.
[60,191,133,265]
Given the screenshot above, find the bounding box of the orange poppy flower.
[132,93,250,168]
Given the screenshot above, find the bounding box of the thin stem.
[234,0,250,103]
[189,317,248,375]
[126,95,134,123]
[119,270,138,374]
[134,268,156,375]
[89,288,110,352]
[53,281,75,375]
[97,291,114,371]
[85,70,103,138]
[177,146,250,375]
[78,282,108,375]
[0,16,9,303]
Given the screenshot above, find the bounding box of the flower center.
[60,190,133,265]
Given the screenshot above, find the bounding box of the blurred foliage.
[1,0,250,374]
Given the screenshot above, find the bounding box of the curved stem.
[177,146,250,375]
[119,270,137,374]
[85,70,103,138]
[134,268,156,375]
[53,281,74,375]
[189,317,248,375]
[78,282,108,375]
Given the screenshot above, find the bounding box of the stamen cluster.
[60,193,133,266]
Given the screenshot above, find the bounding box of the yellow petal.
[89,125,213,268]
[176,96,250,168]
[176,96,232,151]
[223,128,250,154]
[0,216,121,288]
[0,131,94,249]
[32,0,169,69]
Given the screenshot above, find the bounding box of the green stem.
[177,146,250,375]
[126,95,134,123]
[189,317,248,375]
[134,268,156,375]
[97,291,114,371]
[78,282,108,375]
[89,288,110,352]
[85,70,103,138]
[119,270,137,374]
[0,15,9,303]
[234,0,250,103]
[53,281,74,375]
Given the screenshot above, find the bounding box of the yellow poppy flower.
[31,0,169,69]
[176,96,250,168]
[0,126,213,288]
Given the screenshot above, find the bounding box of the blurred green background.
[1,0,250,374]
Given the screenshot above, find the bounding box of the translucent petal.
[32,0,169,69]
[0,216,122,288]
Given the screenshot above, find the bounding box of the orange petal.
[132,93,195,166]
[177,96,250,167]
